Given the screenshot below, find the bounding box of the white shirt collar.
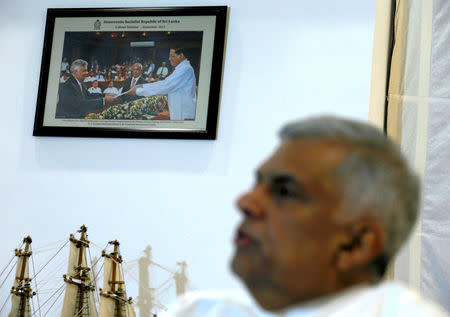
[73,76,84,91]
[277,284,372,317]
[174,59,189,70]
[73,76,82,85]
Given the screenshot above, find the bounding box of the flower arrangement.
[86,95,168,120]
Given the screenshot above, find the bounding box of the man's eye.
[272,184,295,199]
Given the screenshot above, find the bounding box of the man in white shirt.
[87,80,102,94]
[145,59,155,77]
[160,116,448,317]
[103,80,119,95]
[61,57,69,73]
[127,48,196,120]
[156,61,169,79]
[95,71,105,82]
[83,69,96,83]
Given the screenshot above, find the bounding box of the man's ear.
[335,219,386,272]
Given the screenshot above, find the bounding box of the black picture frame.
[33,6,227,140]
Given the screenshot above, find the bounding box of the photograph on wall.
[33,7,227,139]
[57,31,203,121]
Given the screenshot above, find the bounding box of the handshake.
[103,84,143,106]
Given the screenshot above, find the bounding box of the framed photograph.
[33,6,227,140]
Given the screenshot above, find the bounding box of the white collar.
[73,76,82,85]
[174,59,189,70]
[277,283,375,317]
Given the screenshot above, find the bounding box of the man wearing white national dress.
[129,48,197,120]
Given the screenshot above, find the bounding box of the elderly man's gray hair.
[133,63,143,71]
[70,59,88,73]
[280,115,420,277]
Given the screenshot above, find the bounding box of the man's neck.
[175,59,187,69]
[245,271,377,312]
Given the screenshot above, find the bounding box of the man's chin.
[230,251,265,282]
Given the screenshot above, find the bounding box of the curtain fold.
[383,0,449,312]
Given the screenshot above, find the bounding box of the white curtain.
[382,0,450,312]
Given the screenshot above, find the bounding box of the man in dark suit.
[119,63,147,103]
[56,59,116,118]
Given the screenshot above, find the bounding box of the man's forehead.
[258,138,348,177]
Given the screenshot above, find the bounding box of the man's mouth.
[234,229,254,247]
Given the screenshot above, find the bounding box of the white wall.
[0,0,375,314]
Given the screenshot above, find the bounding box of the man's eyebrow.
[269,173,299,184]
[256,170,298,184]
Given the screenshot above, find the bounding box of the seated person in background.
[160,116,448,317]
[83,69,96,82]
[87,80,102,94]
[146,73,156,83]
[125,65,131,77]
[114,73,125,82]
[56,59,116,118]
[103,80,119,95]
[145,59,155,77]
[156,62,169,79]
[61,57,69,72]
[59,72,69,83]
[95,71,105,82]
[104,71,113,82]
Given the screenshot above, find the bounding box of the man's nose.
[236,187,266,219]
